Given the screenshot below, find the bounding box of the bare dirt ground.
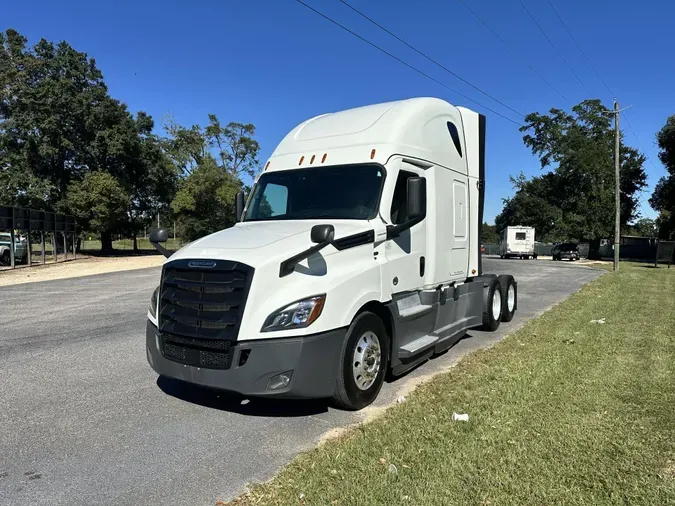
[0,255,164,287]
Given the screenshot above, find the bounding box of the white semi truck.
[146,97,518,410]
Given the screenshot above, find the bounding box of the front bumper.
[559,252,579,260]
[146,321,346,399]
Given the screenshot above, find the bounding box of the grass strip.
[230,264,675,506]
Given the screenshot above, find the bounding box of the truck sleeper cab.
[146,97,518,410]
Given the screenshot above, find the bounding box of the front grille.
[161,333,234,369]
[158,259,254,368]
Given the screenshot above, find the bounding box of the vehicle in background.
[500,226,536,259]
[0,232,28,266]
[146,97,519,411]
[552,242,580,261]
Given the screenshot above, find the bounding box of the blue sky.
[4,0,671,223]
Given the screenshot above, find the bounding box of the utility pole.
[603,99,631,272]
[613,99,620,272]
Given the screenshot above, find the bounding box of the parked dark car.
[552,242,580,261]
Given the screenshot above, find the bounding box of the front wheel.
[0,251,10,266]
[332,312,389,411]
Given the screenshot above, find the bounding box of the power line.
[337,0,524,118]
[545,0,613,97]
[518,0,591,96]
[545,0,661,183]
[293,0,523,125]
[622,113,660,174]
[456,0,571,104]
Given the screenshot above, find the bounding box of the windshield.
[244,164,385,221]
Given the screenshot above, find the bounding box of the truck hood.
[167,220,376,268]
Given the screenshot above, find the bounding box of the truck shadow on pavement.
[156,334,474,418]
[157,376,330,417]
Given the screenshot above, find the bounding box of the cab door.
[383,164,427,295]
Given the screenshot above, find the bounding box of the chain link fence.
[483,242,591,258]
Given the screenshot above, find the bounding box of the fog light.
[267,371,293,391]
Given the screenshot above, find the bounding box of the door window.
[390,170,418,225]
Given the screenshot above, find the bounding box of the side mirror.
[235,191,245,222]
[386,177,427,240]
[311,224,335,244]
[407,177,426,220]
[279,224,335,277]
[149,228,171,258]
[149,228,169,243]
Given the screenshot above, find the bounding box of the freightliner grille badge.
[188,260,217,268]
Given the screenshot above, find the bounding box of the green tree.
[631,218,657,237]
[482,223,500,243]
[66,172,129,250]
[205,115,260,178]
[497,99,648,242]
[0,29,109,208]
[171,157,242,242]
[0,29,178,250]
[165,114,261,240]
[650,115,675,239]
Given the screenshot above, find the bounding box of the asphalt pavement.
[0,257,603,506]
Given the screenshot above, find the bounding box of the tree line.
[0,29,259,251]
[495,99,675,242]
[2,29,674,251]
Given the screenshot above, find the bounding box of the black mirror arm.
[386,215,425,240]
[151,241,173,259]
[279,237,333,277]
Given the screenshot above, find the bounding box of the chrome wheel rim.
[492,289,502,321]
[352,331,381,391]
[507,284,515,313]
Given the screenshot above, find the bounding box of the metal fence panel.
[0,206,11,230]
[656,241,675,267]
[0,207,75,233]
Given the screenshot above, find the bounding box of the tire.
[0,250,10,266]
[332,311,389,411]
[481,278,502,331]
[498,275,516,322]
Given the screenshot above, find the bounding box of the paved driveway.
[0,258,602,505]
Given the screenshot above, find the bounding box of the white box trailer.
[146,97,519,410]
[500,226,536,259]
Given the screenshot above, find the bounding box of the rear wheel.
[481,278,502,331]
[0,250,10,266]
[332,312,389,411]
[498,275,516,322]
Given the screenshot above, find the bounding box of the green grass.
[81,237,183,251]
[231,264,675,506]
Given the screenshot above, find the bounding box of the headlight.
[262,295,326,332]
[149,286,159,319]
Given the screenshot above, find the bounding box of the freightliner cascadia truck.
[146,97,518,410]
